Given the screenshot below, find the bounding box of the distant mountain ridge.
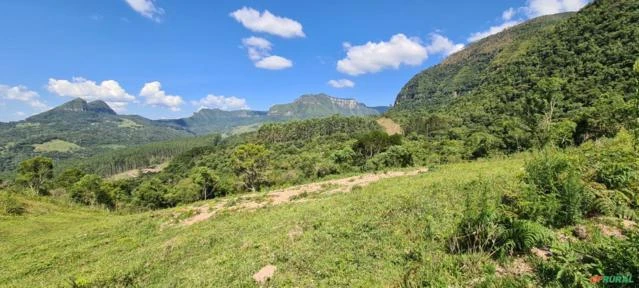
[0,94,383,173]
[162,93,385,135]
[268,94,383,118]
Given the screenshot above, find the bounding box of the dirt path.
[179,167,428,226]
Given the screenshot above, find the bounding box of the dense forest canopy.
[392,0,639,155]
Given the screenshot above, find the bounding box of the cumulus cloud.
[327,79,355,88]
[192,94,249,110]
[525,0,589,17]
[468,20,521,42]
[230,7,305,38]
[254,56,293,70]
[337,34,428,76]
[425,33,465,56]
[139,81,184,111]
[0,84,48,110]
[47,77,135,111]
[241,37,293,70]
[242,36,273,61]
[502,8,516,21]
[125,0,164,22]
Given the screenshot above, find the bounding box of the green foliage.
[189,167,221,200]
[519,150,586,227]
[365,145,414,171]
[352,131,402,160]
[393,0,639,154]
[257,115,381,144]
[53,168,85,189]
[69,174,114,209]
[133,179,170,209]
[0,192,25,215]
[465,132,503,158]
[448,179,554,257]
[16,156,54,195]
[232,144,270,191]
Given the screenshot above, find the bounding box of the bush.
[133,179,170,209]
[448,180,554,257]
[69,174,114,209]
[520,150,586,227]
[0,192,26,215]
[365,146,414,171]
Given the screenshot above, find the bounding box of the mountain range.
[0,94,384,173]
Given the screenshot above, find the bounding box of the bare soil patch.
[180,167,428,226]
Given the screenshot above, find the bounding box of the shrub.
[0,192,26,215]
[69,174,114,209]
[133,179,170,209]
[365,146,414,171]
[521,150,586,227]
[449,180,554,257]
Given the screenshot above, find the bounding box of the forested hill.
[0,94,382,174]
[394,12,573,110]
[0,98,193,174]
[392,0,639,155]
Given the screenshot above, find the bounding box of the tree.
[190,167,220,200]
[133,179,169,209]
[232,144,270,191]
[634,59,639,74]
[69,174,114,209]
[54,168,85,189]
[352,131,402,160]
[16,157,54,195]
[168,178,201,205]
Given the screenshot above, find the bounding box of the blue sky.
[0,0,588,122]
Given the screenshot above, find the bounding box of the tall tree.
[231,144,270,191]
[16,157,54,195]
[190,167,219,200]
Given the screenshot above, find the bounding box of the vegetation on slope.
[392,0,639,156]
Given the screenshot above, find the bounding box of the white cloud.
[255,56,293,70]
[47,77,136,108]
[337,34,428,76]
[502,8,516,21]
[125,0,164,22]
[0,84,48,110]
[327,79,355,88]
[139,81,184,111]
[230,7,305,38]
[425,33,465,56]
[242,36,272,61]
[192,95,249,110]
[525,0,589,17]
[468,20,521,42]
[241,36,293,70]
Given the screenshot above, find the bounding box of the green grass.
[118,119,143,129]
[32,140,82,153]
[0,157,525,287]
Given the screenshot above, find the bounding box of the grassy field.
[2,157,527,287]
[32,140,82,153]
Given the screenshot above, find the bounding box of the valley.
[1,0,639,287]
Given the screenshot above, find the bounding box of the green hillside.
[392,0,639,154]
[394,13,573,110]
[0,94,382,175]
[2,0,639,287]
[0,99,193,175]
